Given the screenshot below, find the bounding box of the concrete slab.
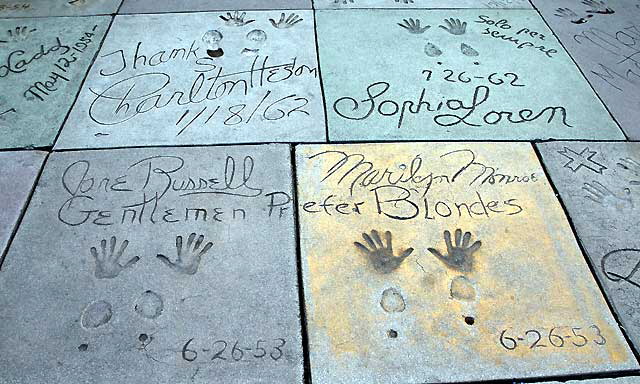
[531,0,640,140]
[533,377,640,384]
[295,142,637,383]
[119,0,312,14]
[314,0,531,10]
[536,141,640,355]
[0,0,121,17]
[0,150,46,262]
[54,11,325,149]
[316,9,625,141]
[0,144,303,384]
[0,17,110,149]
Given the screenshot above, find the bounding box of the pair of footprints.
[354,229,481,274]
[90,234,213,279]
[555,0,615,25]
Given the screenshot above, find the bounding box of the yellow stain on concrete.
[296,142,637,382]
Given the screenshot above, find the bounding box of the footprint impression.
[397,17,479,63]
[428,229,482,324]
[354,230,413,339]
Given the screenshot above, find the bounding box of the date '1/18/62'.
[499,325,606,351]
[181,338,286,363]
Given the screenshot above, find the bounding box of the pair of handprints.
[355,229,481,274]
[555,0,615,25]
[218,10,303,29]
[90,233,213,279]
[397,18,479,58]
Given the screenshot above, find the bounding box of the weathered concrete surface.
[119,0,311,14]
[0,0,121,17]
[537,141,640,355]
[533,377,640,384]
[55,11,325,149]
[0,144,303,383]
[0,17,110,149]
[0,150,46,262]
[295,142,637,383]
[314,0,531,9]
[532,0,640,139]
[316,9,625,141]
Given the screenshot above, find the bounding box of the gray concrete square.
[532,0,640,139]
[0,150,46,261]
[537,141,640,354]
[0,144,303,384]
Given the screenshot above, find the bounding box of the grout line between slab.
[0,151,49,271]
[528,0,630,141]
[310,7,330,143]
[531,143,640,364]
[290,144,314,384]
[49,13,118,150]
[49,138,638,154]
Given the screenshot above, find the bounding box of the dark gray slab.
[0,150,46,261]
[0,144,303,384]
[0,0,121,17]
[317,9,625,141]
[532,0,640,139]
[314,0,531,9]
[120,0,311,14]
[55,11,325,149]
[0,17,110,149]
[537,141,640,353]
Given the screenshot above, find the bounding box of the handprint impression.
[90,236,140,279]
[269,13,303,29]
[439,18,467,35]
[398,18,430,34]
[617,157,640,185]
[582,181,633,211]
[554,8,589,24]
[582,0,614,14]
[156,233,214,275]
[219,11,255,27]
[354,230,414,274]
[428,229,481,273]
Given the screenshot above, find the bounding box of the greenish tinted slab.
[0,17,110,149]
[119,0,311,14]
[314,0,531,9]
[532,0,640,139]
[0,144,303,383]
[316,9,625,141]
[0,0,121,17]
[55,11,325,149]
